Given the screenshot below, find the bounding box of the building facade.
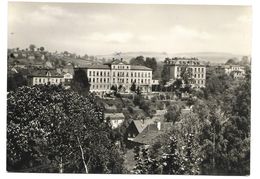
[164,57,206,88]
[78,59,153,95]
[28,69,73,88]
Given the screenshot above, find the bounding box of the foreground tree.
[7,85,124,173]
[71,69,90,97]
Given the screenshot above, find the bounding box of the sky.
[8,2,252,56]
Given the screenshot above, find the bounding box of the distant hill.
[95,51,246,65]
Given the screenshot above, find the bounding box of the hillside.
[95,51,246,64]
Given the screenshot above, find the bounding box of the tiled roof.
[133,122,173,145]
[131,65,152,71]
[29,69,63,77]
[81,64,110,69]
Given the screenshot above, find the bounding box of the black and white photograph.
[5,0,254,176]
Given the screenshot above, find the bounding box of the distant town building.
[164,57,206,88]
[76,59,153,96]
[215,65,245,79]
[104,113,125,129]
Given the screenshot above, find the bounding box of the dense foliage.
[7,85,124,173]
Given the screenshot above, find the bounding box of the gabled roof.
[132,118,155,133]
[133,122,173,145]
[29,69,63,77]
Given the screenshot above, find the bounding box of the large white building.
[164,57,206,88]
[77,59,153,95]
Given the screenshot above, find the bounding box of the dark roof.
[131,65,152,71]
[133,122,173,145]
[79,64,110,69]
[29,69,63,77]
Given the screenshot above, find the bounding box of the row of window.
[194,74,204,79]
[177,67,205,73]
[88,77,152,84]
[89,71,110,77]
[88,70,151,78]
[112,65,130,70]
[91,84,111,90]
[34,77,63,84]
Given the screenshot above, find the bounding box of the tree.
[130,82,136,92]
[71,69,90,97]
[7,73,28,92]
[145,57,157,72]
[29,44,36,52]
[130,56,145,66]
[7,85,124,173]
[39,47,45,52]
[225,58,238,65]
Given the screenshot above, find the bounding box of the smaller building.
[28,69,65,86]
[104,113,125,129]
[132,122,173,146]
[126,118,155,141]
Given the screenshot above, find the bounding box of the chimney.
[157,121,161,131]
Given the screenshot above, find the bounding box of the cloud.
[170,25,212,40]
[85,32,134,43]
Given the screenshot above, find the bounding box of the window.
[104,78,106,83]
[131,72,133,77]
[107,78,109,83]
[97,78,99,83]
[97,72,99,76]
[100,78,102,83]
[93,71,95,76]
[39,78,41,83]
[100,71,102,76]
[93,78,95,82]
[89,71,92,76]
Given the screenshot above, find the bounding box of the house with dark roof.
[28,69,65,86]
[126,118,155,141]
[132,122,173,146]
